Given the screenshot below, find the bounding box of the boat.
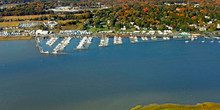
[210,39,214,43]
[185,41,189,43]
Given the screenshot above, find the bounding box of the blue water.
[1,38,220,110]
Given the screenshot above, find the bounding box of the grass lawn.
[88,26,110,33]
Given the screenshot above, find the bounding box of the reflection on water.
[0,38,220,110]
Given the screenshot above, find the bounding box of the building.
[217,24,220,29]
[56,6,71,10]
[19,23,42,28]
[36,30,48,35]
[121,26,126,31]
[194,4,200,8]
[199,26,207,31]
[44,21,58,29]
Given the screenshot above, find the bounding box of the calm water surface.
[0,38,220,110]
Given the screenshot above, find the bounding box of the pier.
[46,37,58,46]
[129,36,138,43]
[76,37,89,49]
[99,36,109,47]
[53,37,71,53]
[113,36,123,45]
[141,37,148,41]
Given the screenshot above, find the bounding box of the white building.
[36,30,49,35]
[44,21,58,29]
[121,26,126,31]
[217,24,220,29]
[194,4,200,8]
[204,16,211,19]
[199,26,207,31]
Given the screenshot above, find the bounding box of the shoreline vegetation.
[0,36,34,41]
[130,102,220,110]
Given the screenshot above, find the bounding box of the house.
[208,21,213,24]
[130,22,134,25]
[217,24,220,29]
[121,26,126,31]
[72,6,80,10]
[194,4,200,8]
[133,31,140,34]
[164,2,171,6]
[134,25,140,30]
[204,16,211,19]
[199,26,207,31]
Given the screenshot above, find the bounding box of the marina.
[35,34,220,55]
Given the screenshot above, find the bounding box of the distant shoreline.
[131,102,220,110]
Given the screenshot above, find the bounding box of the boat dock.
[35,32,218,55]
[99,37,109,47]
[46,37,58,46]
[76,37,89,49]
[141,37,148,41]
[129,36,138,43]
[162,37,170,40]
[151,36,157,40]
[53,37,71,53]
[113,36,123,45]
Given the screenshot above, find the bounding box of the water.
[1,38,220,110]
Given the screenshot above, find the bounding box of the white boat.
[185,41,189,43]
[201,41,205,43]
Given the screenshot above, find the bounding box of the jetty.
[162,37,170,40]
[151,36,157,40]
[141,37,148,41]
[129,36,138,43]
[53,37,71,53]
[99,37,109,47]
[76,37,88,49]
[46,37,58,46]
[113,36,123,45]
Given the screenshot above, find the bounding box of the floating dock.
[46,37,58,46]
[53,37,71,52]
[114,36,123,45]
[129,36,138,43]
[141,37,148,41]
[151,36,157,40]
[162,37,170,40]
[76,37,88,49]
[99,37,109,47]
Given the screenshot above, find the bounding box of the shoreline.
[0,36,35,41]
[131,102,220,110]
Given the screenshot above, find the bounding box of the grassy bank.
[131,102,220,110]
[0,36,35,41]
